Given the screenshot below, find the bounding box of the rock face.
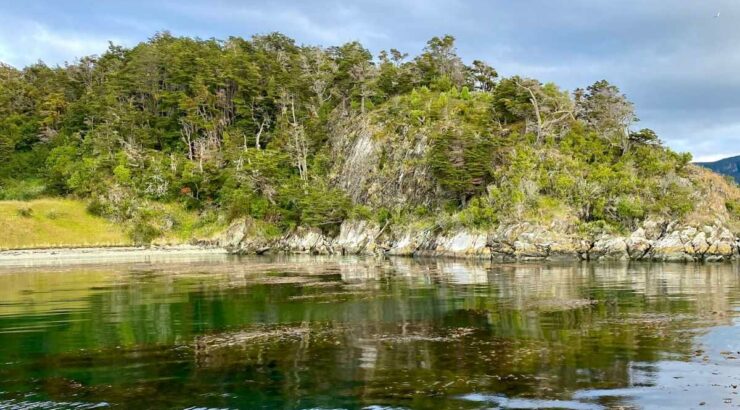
[487,223,586,260]
[215,219,272,254]
[279,227,335,255]
[213,218,739,262]
[415,230,490,258]
[334,220,381,255]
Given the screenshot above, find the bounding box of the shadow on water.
[0,256,737,409]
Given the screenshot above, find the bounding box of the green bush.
[456,197,497,228]
[375,208,392,226]
[86,198,108,217]
[727,200,740,219]
[297,183,352,235]
[350,205,373,220]
[128,218,161,245]
[0,179,46,200]
[616,197,645,224]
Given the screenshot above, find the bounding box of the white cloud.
[0,19,123,67]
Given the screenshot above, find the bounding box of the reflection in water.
[0,256,737,409]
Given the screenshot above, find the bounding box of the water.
[0,256,738,409]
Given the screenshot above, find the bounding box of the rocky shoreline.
[214,218,740,262]
[0,219,736,265]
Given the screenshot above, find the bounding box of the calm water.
[0,256,738,409]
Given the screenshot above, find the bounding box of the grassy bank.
[0,199,131,249]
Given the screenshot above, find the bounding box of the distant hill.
[697,155,740,183]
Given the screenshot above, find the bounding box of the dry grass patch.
[0,199,130,249]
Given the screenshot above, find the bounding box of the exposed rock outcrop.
[334,220,382,255]
[213,218,738,262]
[415,229,490,258]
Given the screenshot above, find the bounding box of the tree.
[514,79,575,143]
[429,123,495,206]
[629,128,661,146]
[575,80,637,154]
[468,60,498,91]
[349,60,378,114]
[414,35,466,88]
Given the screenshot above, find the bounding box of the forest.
[1,32,732,244]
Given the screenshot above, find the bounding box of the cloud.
[0,0,738,159]
[0,18,123,67]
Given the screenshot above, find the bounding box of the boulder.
[280,228,333,254]
[648,231,693,261]
[590,236,629,260]
[626,228,652,259]
[216,219,273,254]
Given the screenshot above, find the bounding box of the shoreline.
[0,245,230,267]
[0,243,737,268]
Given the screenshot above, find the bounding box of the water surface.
[0,256,738,409]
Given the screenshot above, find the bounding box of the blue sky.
[0,0,738,161]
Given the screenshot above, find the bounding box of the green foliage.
[86,198,108,217]
[727,199,740,219]
[455,197,497,228]
[128,217,161,246]
[429,127,495,205]
[296,183,352,235]
[0,179,46,200]
[0,31,725,243]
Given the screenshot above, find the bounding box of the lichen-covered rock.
[416,230,490,258]
[213,216,737,262]
[215,219,273,254]
[486,223,585,260]
[690,231,709,255]
[626,228,652,259]
[639,223,738,262]
[649,231,694,261]
[385,229,425,256]
[703,225,736,261]
[488,224,546,259]
[280,228,334,255]
[217,219,249,250]
[590,236,628,260]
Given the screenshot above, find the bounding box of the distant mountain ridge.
[697,155,740,183]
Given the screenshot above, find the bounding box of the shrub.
[616,197,645,225]
[86,198,109,217]
[128,219,161,245]
[456,196,497,228]
[16,206,33,218]
[375,208,392,226]
[351,205,373,220]
[297,184,352,235]
[727,200,740,219]
[0,179,46,200]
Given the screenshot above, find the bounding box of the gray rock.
[590,236,629,260]
[335,220,381,255]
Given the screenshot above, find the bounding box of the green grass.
[155,204,227,245]
[0,199,131,249]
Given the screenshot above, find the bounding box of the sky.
[0,0,738,161]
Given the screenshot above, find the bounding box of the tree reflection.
[0,258,737,408]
